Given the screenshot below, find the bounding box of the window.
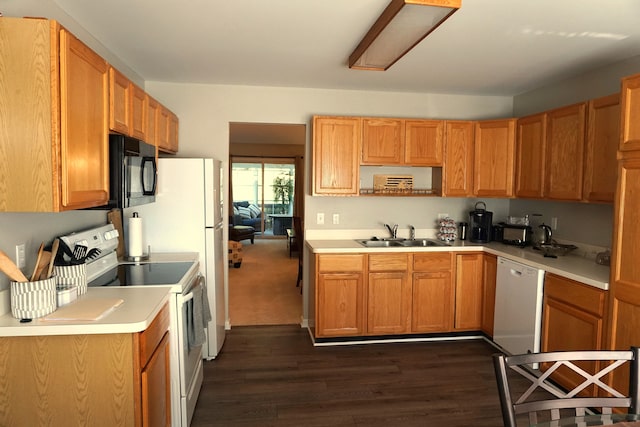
[231,158,295,237]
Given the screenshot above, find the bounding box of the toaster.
[493,223,532,247]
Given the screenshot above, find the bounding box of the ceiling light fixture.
[349,0,461,71]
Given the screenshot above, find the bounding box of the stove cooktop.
[89,262,195,287]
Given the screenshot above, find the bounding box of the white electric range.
[59,224,205,427]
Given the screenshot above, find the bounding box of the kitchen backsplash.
[0,197,613,291]
[305,196,614,250]
[509,199,613,248]
[0,211,107,291]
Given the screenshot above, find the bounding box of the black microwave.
[107,134,157,209]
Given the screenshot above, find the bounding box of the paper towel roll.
[128,213,144,257]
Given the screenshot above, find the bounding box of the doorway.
[228,122,305,326]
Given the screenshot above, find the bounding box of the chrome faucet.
[409,225,415,240]
[384,223,398,239]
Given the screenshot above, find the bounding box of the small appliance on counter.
[493,223,532,247]
[469,201,493,243]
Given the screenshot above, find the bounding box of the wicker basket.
[10,277,57,319]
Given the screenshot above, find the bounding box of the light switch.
[332,213,339,225]
[317,213,325,225]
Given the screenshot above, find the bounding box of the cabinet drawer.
[318,254,365,272]
[369,254,408,271]
[413,253,452,271]
[545,273,606,317]
[138,303,170,367]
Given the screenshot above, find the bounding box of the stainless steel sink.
[400,239,447,247]
[355,238,447,248]
[356,239,405,247]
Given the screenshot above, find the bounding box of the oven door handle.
[179,274,204,304]
[179,291,194,304]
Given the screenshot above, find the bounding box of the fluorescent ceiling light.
[349,0,461,71]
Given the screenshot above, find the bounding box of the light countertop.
[306,239,610,290]
[0,287,172,337]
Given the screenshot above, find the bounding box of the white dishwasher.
[493,256,545,356]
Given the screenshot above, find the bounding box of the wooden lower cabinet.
[0,304,170,426]
[314,251,496,338]
[412,253,454,332]
[541,274,606,396]
[315,254,365,337]
[481,253,497,336]
[367,254,411,334]
[141,332,170,426]
[454,253,484,330]
[412,271,453,332]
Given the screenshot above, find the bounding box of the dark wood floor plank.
[191,325,506,427]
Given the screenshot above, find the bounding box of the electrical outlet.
[437,213,449,220]
[15,243,26,269]
[332,213,339,225]
[551,217,558,230]
[316,213,325,225]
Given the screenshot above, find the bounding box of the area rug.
[228,238,302,326]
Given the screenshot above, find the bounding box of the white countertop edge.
[0,287,172,337]
[306,239,610,291]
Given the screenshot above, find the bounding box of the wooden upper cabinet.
[109,67,131,135]
[583,94,620,203]
[404,120,444,166]
[620,73,640,152]
[360,118,443,166]
[156,105,179,154]
[110,66,149,142]
[59,29,110,210]
[168,110,179,153]
[515,113,547,199]
[0,18,109,211]
[443,121,474,197]
[361,118,404,165]
[473,119,516,197]
[313,116,361,195]
[147,95,159,149]
[130,83,148,141]
[545,103,586,201]
[157,106,170,152]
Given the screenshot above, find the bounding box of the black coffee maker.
[469,201,493,243]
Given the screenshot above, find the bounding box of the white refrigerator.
[126,158,226,359]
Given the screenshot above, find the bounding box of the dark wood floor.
[191,325,507,427]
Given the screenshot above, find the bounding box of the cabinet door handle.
[141,157,157,195]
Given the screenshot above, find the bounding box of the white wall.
[0,0,144,86]
[509,55,640,248]
[145,81,513,325]
[513,54,640,116]
[0,211,108,291]
[145,81,513,224]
